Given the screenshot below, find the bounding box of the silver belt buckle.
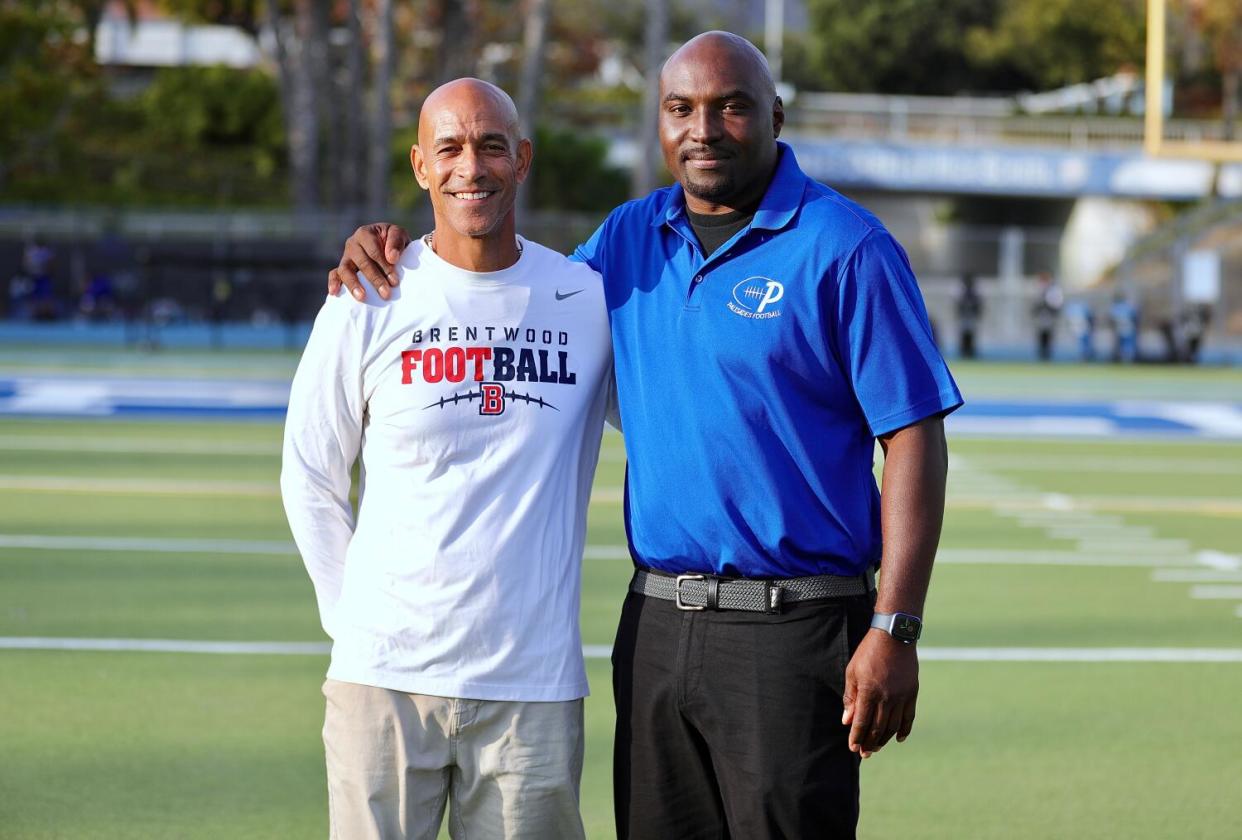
[674,574,705,610]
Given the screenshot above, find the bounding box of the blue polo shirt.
[574,143,962,579]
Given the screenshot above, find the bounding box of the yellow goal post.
[1145,0,1242,162]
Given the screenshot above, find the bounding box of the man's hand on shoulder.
[842,629,919,759]
[328,223,412,301]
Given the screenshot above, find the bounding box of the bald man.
[330,33,961,840]
[281,79,614,839]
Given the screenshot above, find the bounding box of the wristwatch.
[870,612,922,644]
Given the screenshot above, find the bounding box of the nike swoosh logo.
[555,289,585,301]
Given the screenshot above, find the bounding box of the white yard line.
[0,637,328,654]
[0,475,277,496]
[953,454,1242,475]
[0,435,279,456]
[0,534,1222,570]
[3,637,1241,662]
[0,534,296,555]
[1189,586,1242,600]
[917,647,1242,663]
[0,468,1234,516]
[1152,569,1242,583]
[955,455,1242,615]
[933,549,1195,567]
[1071,539,1192,555]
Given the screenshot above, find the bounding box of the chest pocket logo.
[728,277,784,320]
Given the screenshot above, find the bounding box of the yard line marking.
[1189,586,1242,600]
[12,480,1236,514]
[1041,524,1156,537]
[0,475,276,496]
[0,533,631,560]
[0,535,1207,569]
[0,435,279,456]
[934,549,1194,567]
[952,454,1242,475]
[0,637,328,654]
[3,638,1242,662]
[1152,569,1242,583]
[917,647,1242,663]
[1196,550,1242,571]
[0,534,296,555]
[0,475,626,502]
[976,496,1242,515]
[1072,540,1192,555]
[1011,512,1125,525]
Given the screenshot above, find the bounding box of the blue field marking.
[0,375,289,420]
[949,398,1242,439]
[2,374,1241,438]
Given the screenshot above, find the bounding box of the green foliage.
[0,1,102,191]
[801,0,1002,94]
[966,0,1147,90]
[140,66,285,172]
[801,0,1147,94]
[389,123,424,212]
[529,124,628,212]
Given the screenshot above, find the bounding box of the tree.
[515,0,551,215]
[0,1,101,194]
[1183,0,1242,140]
[965,0,1147,91]
[801,0,1002,94]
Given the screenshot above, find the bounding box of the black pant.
[612,583,875,840]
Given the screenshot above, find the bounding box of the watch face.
[892,614,922,642]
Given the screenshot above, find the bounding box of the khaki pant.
[322,679,585,840]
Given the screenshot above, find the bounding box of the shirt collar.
[651,141,805,232]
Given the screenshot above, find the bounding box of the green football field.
[1,353,1240,839]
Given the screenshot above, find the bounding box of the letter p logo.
[479,383,506,416]
[756,280,784,313]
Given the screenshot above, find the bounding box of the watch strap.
[870,611,922,643]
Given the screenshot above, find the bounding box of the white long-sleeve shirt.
[281,237,613,701]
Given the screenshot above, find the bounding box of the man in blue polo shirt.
[328,31,960,840]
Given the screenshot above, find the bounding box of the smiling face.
[412,79,531,251]
[658,32,784,214]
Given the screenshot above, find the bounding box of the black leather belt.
[631,567,875,613]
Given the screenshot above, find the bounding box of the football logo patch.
[727,277,784,320]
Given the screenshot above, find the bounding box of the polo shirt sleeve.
[829,230,963,437]
[571,217,610,272]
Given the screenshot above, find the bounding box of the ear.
[772,96,785,139]
[411,144,430,190]
[514,137,533,185]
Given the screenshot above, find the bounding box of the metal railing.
[786,92,1230,150]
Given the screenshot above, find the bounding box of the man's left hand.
[841,629,919,758]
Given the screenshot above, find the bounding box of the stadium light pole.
[765,0,784,84]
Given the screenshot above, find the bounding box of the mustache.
[681,147,733,162]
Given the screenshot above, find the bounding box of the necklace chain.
[424,232,523,256]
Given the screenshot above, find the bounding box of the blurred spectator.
[1065,299,1096,362]
[1179,303,1211,364]
[83,228,133,322]
[1031,272,1063,362]
[8,271,33,320]
[17,237,60,321]
[77,271,117,321]
[955,274,983,359]
[1108,293,1139,363]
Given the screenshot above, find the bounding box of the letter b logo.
[479,383,506,416]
